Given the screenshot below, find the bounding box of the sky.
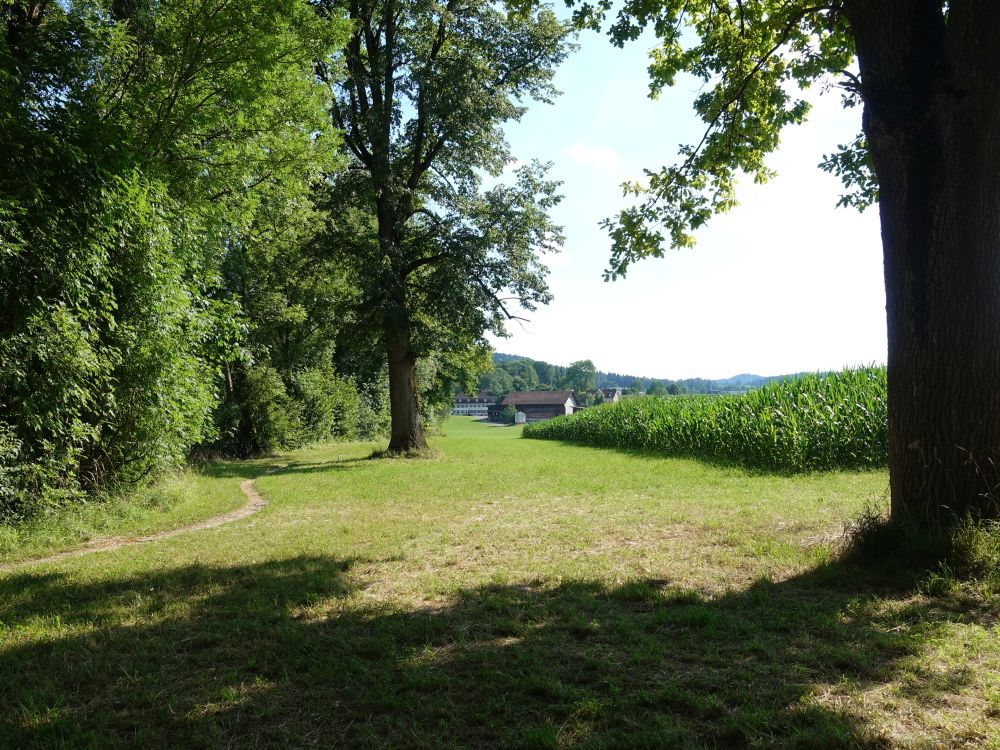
[486,28,887,381]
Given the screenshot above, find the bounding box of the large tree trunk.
[849,1,1000,528]
[386,327,427,453]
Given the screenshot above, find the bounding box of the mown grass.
[2,418,997,748]
[0,459,267,564]
[525,367,887,472]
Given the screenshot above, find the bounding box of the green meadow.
[2,419,997,748]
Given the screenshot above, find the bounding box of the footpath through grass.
[0,459,268,564]
[2,418,998,748]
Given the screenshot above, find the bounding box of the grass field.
[0,461,262,564]
[2,418,997,748]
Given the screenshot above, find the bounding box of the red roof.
[501,390,575,406]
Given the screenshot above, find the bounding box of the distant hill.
[491,353,798,395]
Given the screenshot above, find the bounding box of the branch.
[475,278,529,323]
[409,0,458,186]
[331,98,375,166]
[651,3,833,199]
[402,251,450,277]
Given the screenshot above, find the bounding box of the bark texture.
[848,0,1000,526]
[386,328,426,453]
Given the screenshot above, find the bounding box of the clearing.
[2,418,997,748]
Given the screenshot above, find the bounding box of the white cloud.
[561,143,622,170]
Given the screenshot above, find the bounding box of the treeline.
[1,0,568,521]
[482,356,607,402]
[490,353,773,396]
[0,0,370,521]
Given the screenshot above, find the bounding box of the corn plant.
[523,367,887,472]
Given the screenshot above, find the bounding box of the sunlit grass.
[0,460,265,563]
[2,418,996,748]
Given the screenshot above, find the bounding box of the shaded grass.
[2,418,997,748]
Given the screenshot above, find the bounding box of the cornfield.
[523,367,887,472]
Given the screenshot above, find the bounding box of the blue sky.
[487,28,887,380]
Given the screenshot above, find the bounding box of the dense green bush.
[1,175,220,520]
[293,366,363,442]
[1,0,343,520]
[354,385,390,440]
[213,363,380,457]
[524,367,887,472]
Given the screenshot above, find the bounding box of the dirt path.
[0,478,268,574]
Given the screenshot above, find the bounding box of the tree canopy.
[319,0,572,451]
[1,0,347,514]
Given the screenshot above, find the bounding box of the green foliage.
[294,367,362,443]
[321,0,573,448]
[569,2,861,278]
[563,359,597,394]
[0,0,348,517]
[233,365,303,457]
[646,381,667,396]
[504,360,540,392]
[478,366,515,395]
[501,405,519,425]
[419,346,493,429]
[356,381,392,441]
[0,173,218,519]
[214,364,371,457]
[524,366,887,472]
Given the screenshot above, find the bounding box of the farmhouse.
[451,391,496,418]
[496,390,577,422]
[586,387,623,404]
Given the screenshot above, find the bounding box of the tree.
[584,1,1000,529]
[564,359,597,394]
[319,0,571,452]
[1,0,342,512]
[478,366,515,395]
[647,381,667,397]
[502,359,540,391]
[532,360,557,389]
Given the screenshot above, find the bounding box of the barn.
[496,390,577,422]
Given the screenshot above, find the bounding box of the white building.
[451,392,495,418]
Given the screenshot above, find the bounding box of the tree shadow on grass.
[195,458,282,481]
[0,555,992,748]
[270,457,377,476]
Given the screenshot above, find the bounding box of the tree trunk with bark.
[849,1,1000,527]
[386,326,426,453]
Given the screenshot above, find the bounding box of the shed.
[498,390,577,422]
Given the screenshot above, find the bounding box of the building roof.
[455,392,494,401]
[601,388,621,397]
[501,390,576,407]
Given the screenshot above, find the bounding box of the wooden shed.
[497,390,577,422]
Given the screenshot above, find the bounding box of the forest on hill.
[489,352,792,396]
